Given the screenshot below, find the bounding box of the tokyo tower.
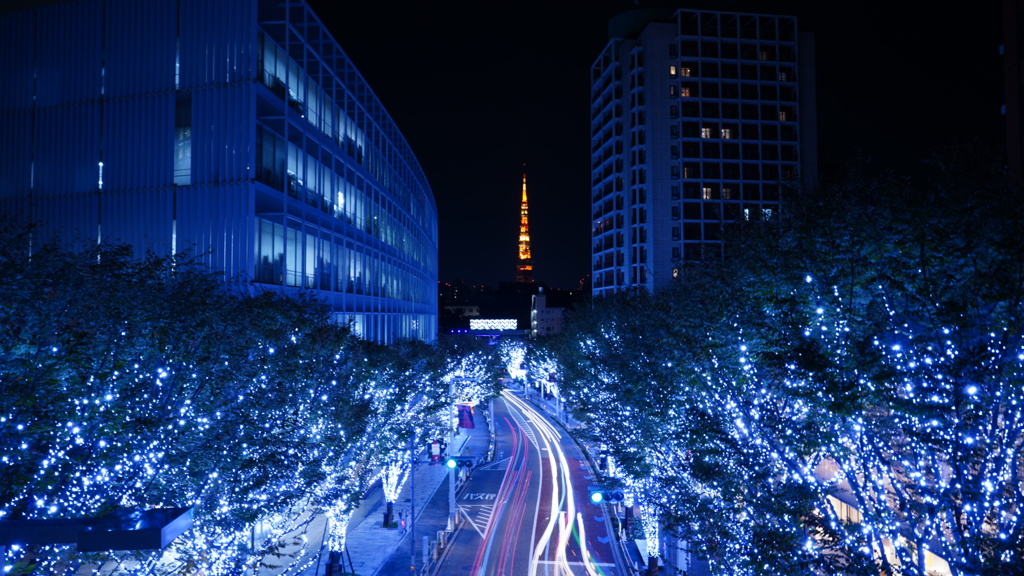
[515,167,535,283]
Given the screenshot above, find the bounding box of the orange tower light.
[516,166,534,283]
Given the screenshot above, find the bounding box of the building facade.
[0,0,437,342]
[530,287,568,338]
[590,8,816,296]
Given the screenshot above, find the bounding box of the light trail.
[502,390,601,576]
[474,415,529,574]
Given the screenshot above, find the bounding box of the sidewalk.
[520,384,582,430]
[291,404,494,576]
[374,413,492,575]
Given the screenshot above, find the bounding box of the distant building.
[530,287,568,338]
[590,8,817,296]
[0,0,437,342]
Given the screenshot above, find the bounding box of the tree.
[0,232,370,574]
[549,161,1024,575]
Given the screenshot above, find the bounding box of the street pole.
[409,432,415,574]
[449,379,455,521]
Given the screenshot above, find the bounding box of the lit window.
[680,67,691,77]
[763,208,774,220]
[759,50,768,61]
[672,268,680,278]
[701,127,712,138]
[778,72,787,81]
[721,128,733,139]
[683,166,690,178]
[680,87,691,97]
[722,187,732,199]
[779,110,788,121]
[670,65,678,76]
[702,187,713,199]
[743,208,750,220]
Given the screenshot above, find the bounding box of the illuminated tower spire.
[516,166,534,283]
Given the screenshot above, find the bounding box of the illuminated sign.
[469,319,518,330]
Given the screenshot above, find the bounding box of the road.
[436,390,625,576]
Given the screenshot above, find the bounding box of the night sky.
[307,0,1003,290]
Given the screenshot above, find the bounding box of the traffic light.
[445,456,476,469]
[587,485,625,504]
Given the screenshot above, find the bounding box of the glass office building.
[0,0,438,342]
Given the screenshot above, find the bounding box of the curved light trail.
[502,390,602,576]
[448,391,617,576]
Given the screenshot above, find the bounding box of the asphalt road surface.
[435,390,626,576]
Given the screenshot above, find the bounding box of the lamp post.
[409,431,416,574]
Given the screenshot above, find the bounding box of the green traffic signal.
[588,485,624,504]
[446,456,475,469]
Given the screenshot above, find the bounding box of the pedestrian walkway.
[520,384,582,430]
[285,403,493,576]
[374,417,492,575]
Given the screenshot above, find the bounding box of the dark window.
[740,15,757,39]
[684,222,701,239]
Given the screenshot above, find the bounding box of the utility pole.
[409,432,416,574]
[449,379,456,521]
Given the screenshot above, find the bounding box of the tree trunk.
[383,500,394,526]
[647,554,659,575]
[327,550,342,576]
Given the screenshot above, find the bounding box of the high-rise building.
[516,168,535,283]
[590,8,817,296]
[0,0,438,342]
